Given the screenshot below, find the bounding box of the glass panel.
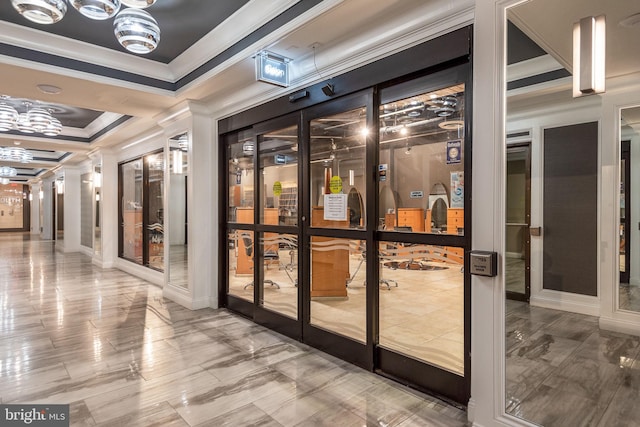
[146,153,164,271]
[378,242,464,375]
[506,150,527,295]
[228,129,255,223]
[56,178,64,242]
[228,229,254,303]
[310,237,366,343]
[94,166,101,256]
[620,157,626,276]
[310,107,367,229]
[121,159,143,264]
[169,143,188,289]
[0,183,24,229]
[259,124,298,226]
[80,172,93,248]
[379,84,465,235]
[620,109,640,312]
[260,232,298,319]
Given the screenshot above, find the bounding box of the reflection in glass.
[228,229,254,303]
[56,178,64,242]
[378,85,465,235]
[261,233,298,319]
[80,172,93,248]
[228,129,255,223]
[310,237,366,343]
[620,108,640,312]
[146,153,164,270]
[259,125,298,226]
[310,107,366,229]
[0,184,25,229]
[169,142,188,289]
[378,242,464,375]
[121,159,143,264]
[505,148,528,296]
[94,165,101,256]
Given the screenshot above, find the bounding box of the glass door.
[301,91,373,368]
[375,67,470,404]
[225,115,301,338]
[620,140,630,285]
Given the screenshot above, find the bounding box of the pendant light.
[0,103,19,132]
[121,0,155,8]
[70,0,120,20]
[114,8,160,54]
[11,0,67,24]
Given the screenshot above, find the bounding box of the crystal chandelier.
[11,0,160,54]
[0,98,63,137]
[0,147,34,163]
[0,166,18,178]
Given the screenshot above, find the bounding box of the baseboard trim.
[530,292,599,316]
[115,258,163,286]
[599,316,640,337]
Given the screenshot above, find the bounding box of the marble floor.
[0,233,469,427]
[506,299,640,427]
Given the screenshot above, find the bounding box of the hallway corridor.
[0,233,468,426]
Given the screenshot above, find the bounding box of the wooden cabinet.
[447,208,464,234]
[397,208,424,232]
[446,208,464,262]
[311,207,349,298]
[235,208,254,275]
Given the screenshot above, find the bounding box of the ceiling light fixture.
[71,0,120,20]
[0,97,62,136]
[0,166,18,178]
[11,0,66,24]
[0,147,34,163]
[12,0,160,54]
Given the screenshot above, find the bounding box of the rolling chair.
[241,233,280,289]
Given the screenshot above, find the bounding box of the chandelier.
[11,0,160,55]
[0,147,34,163]
[0,165,18,184]
[0,97,63,137]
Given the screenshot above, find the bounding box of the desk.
[311,207,349,298]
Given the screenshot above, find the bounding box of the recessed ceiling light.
[14,141,20,145]
[620,13,640,28]
[37,84,62,94]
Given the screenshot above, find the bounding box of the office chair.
[241,233,280,289]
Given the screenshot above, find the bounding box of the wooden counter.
[311,207,349,298]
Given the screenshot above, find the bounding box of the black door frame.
[219,25,473,405]
[506,142,531,302]
[620,140,630,284]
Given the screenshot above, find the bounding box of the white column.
[188,102,216,309]
[41,178,54,240]
[469,0,511,426]
[100,151,118,268]
[30,183,41,235]
[61,167,81,252]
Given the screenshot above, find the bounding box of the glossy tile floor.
[0,233,469,426]
[506,299,640,427]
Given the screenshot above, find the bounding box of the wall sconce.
[39,189,43,200]
[349,169,354,186]
[56,180,64,195]
[172,150,183,174]
[93,171,102,187]
[28,193,33,201]
[573,15,606,97]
